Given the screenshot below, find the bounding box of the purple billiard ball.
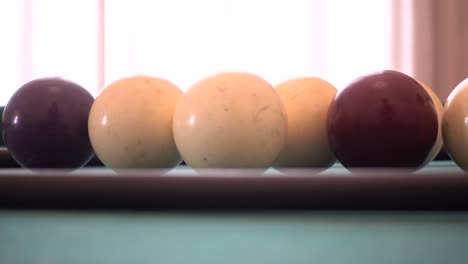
[2,77,95,169]
[327,70,438,169]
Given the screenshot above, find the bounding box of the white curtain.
[0,0,99,105]
[0,1,25,104]
[105,0,392,92]
[392,0,468,102]
[1,0,396,105]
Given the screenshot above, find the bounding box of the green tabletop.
[1,211,468,264]
[1,161,467,264]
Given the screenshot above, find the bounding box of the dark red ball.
[3,78,95,169]
[327,70,438,168]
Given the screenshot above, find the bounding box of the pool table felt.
[1,210,468,264]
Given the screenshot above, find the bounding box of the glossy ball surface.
[3,78,94,169]
[88,76,182,169]
[418,81,444,167]
[173,72,287,168]
[273,77,337,169]
[443,78,468,171]
[327,70,438,168]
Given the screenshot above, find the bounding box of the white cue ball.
[88,75,183,169]
[173,72,287,168]
[443,77,468,171]
[273,77,337,169]
[418,80,444,167]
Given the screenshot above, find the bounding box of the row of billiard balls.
[0,70,466,172]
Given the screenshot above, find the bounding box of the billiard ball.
[273,77,337,169]
[2,77,95,169]
[327,70,438,168]
[88,75,182,169]
[173,72,287,168]
[418,80,444,167]
[442,78,468,171]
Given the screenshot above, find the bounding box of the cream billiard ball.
[273,77,337,169]
[443,78,468,171]
[88,75,182,169]
[173,72,287,168]
[418,80,444,167]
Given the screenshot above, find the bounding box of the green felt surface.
[1,211,468,264]
[319,160,464,175]
[80,160,463,175]
[0,161,467,264]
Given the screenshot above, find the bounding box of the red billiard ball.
[327,70,438,169]
[2,77,95,170]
